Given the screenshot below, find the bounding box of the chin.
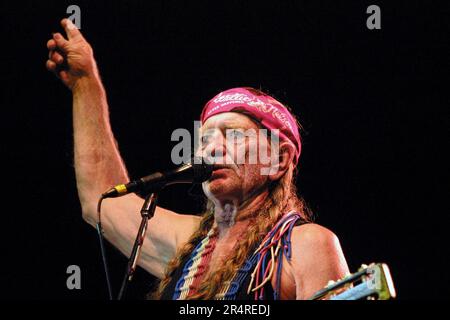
[202,180,238,202]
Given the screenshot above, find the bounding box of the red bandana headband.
[200,87,302,164]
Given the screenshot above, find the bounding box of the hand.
[46,19,98,90]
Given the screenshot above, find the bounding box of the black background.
[0,0,448,300]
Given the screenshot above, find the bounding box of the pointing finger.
[61,18,82,40]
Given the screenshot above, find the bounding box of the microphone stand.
[117,192,158,300]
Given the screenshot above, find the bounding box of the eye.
[201,135,210,146]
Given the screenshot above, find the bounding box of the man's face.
[197,112,275,205]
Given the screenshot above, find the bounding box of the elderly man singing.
[46,19,349,300]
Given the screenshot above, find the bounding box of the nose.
[210,144,226,159]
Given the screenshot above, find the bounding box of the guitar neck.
[329,281,377,300]
[309,263,396,300]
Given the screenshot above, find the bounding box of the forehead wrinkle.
[201,115,258,133]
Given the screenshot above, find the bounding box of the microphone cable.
[96,197,114,300]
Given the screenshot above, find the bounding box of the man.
[46,19,349,300]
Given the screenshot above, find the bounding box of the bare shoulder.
[288,223,349,299]
[291,223,340,248]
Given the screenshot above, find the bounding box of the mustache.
[203,155,239,171]
[212,163,237,171]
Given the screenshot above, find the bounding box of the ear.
[267,141,295,182]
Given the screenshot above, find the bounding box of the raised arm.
[46,19,200,278]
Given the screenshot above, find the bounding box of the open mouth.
[213,164,232,171]
[212,163,236,173]
[210,164,233,179]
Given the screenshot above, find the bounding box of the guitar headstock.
[309,263,396,300]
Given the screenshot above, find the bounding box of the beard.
[202,175,244,203]
[202,164,268,205]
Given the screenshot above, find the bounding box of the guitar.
[308,263,396,300]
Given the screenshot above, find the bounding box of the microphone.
[101,158,214,199]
